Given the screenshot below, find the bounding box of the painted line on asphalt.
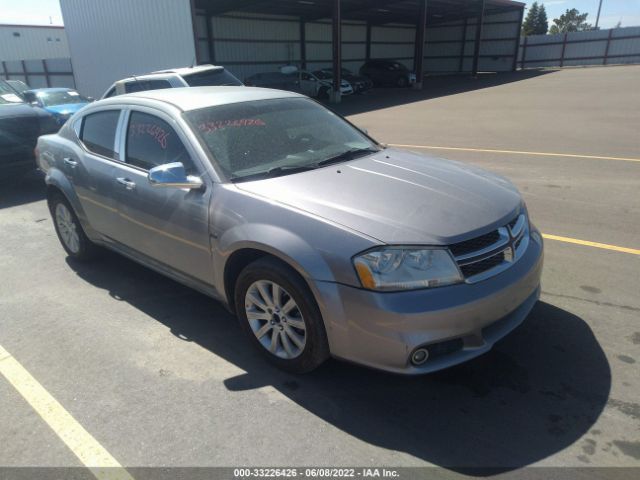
[0,344,134,480]
[542,234,640,255]
[388,144,640,163]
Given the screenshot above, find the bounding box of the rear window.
[80,110,120,158]
[182,69,243,87]
[124,79,172,93]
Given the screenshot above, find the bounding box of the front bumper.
[312,228,543,374]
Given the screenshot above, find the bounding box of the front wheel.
[235,257,329,373]
[49,193,98,261]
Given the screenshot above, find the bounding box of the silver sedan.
[36,86,543,374]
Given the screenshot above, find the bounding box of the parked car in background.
[23,88,92,126]
[297,70,353,98]
[360,59,416,87]
[0,80,58,179]
[318,67,372,94]
[245,71,299,91]
[36,86,543,375]
[6,79,30,97]
[101,64,243,98]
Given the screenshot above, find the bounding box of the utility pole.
[595,0,603,29]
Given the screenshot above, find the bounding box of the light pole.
[595,0,603,29]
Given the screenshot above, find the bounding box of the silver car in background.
[36,86,543,374]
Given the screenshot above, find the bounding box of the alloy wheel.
[244,280,307,359]
[55,203,80,254]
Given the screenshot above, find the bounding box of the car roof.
[104,86,304,112]
[26,87,73,93]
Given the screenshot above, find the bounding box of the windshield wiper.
[231,164,317,183]
[314,147,379,167]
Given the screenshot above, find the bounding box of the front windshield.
[38,90,88,106]
[184,97,379,182]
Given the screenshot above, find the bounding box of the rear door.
[73,109,123,240]
[112,107,213,284]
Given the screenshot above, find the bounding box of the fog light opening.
[410,348,429,366]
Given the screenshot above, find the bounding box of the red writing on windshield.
[129,123,170,149]
[198,118,266,133]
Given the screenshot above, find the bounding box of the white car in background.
[297,69,353,99]
[101,64,243,98]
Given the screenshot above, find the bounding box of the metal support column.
[331,0,342,103]
[300,19,307,69]
[206,13,216,63]
[471,0,485,77]
[512,6,525,71]
[413,0,427,89]
[365,21,372,62]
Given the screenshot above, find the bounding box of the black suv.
[359,60,416,88]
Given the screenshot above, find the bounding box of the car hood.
[235,148,523,244]
[45,103,87,115]
[0,102,40,119]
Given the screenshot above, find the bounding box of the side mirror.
[148,162,203,189]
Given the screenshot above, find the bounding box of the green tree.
[522,1,540,36]
[549,8,595,34]
[535,4,548,35]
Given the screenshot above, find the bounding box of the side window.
[124,80,172,93]
[125,111,196,173]
[80,110,120,158]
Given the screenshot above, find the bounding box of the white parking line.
[0,344,134,480]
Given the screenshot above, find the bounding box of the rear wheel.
[49,193,98,261]
[397,75,409,88]
[235,257,329,373]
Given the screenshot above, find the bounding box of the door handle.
[116,177,136,190]
[63,157,78,167]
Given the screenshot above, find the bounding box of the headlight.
[353,247,463,291]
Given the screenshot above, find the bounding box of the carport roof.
[195,0,525,25]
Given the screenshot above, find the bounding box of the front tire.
[49,193,98,261]
[235,257,329,373]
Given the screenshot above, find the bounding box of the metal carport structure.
[190,0,525,101]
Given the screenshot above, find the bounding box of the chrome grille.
[450,213,528,283]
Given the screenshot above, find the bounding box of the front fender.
[216,223,336,285]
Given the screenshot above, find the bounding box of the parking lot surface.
[1,66,639,475]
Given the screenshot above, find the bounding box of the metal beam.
[205,14,215,63]
[471,0,485,77]
[331,0,342,103]
[413,0,427,88]
[365,21,372,62]
[206,0,268,15]
[304,0,408,22]
[300,19,307,69]
[189,0,202,65]
[511,6,524,71]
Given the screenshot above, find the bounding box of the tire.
[396,76,409,88]
[49,193,99,261]
[317,86,330,100]
[234,257,330,373]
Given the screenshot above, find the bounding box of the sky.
[0,0,639,29]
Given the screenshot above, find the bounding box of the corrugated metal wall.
[0,25,70,61]
[518,26,640,68]
[1,58,75,89]
[204,8,520,80]
[59,0,196,98]
[425,9,521,73]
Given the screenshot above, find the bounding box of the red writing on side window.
[130,123,170,149]
[198,118,266,133]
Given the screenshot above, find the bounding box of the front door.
[112,108,213,285]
